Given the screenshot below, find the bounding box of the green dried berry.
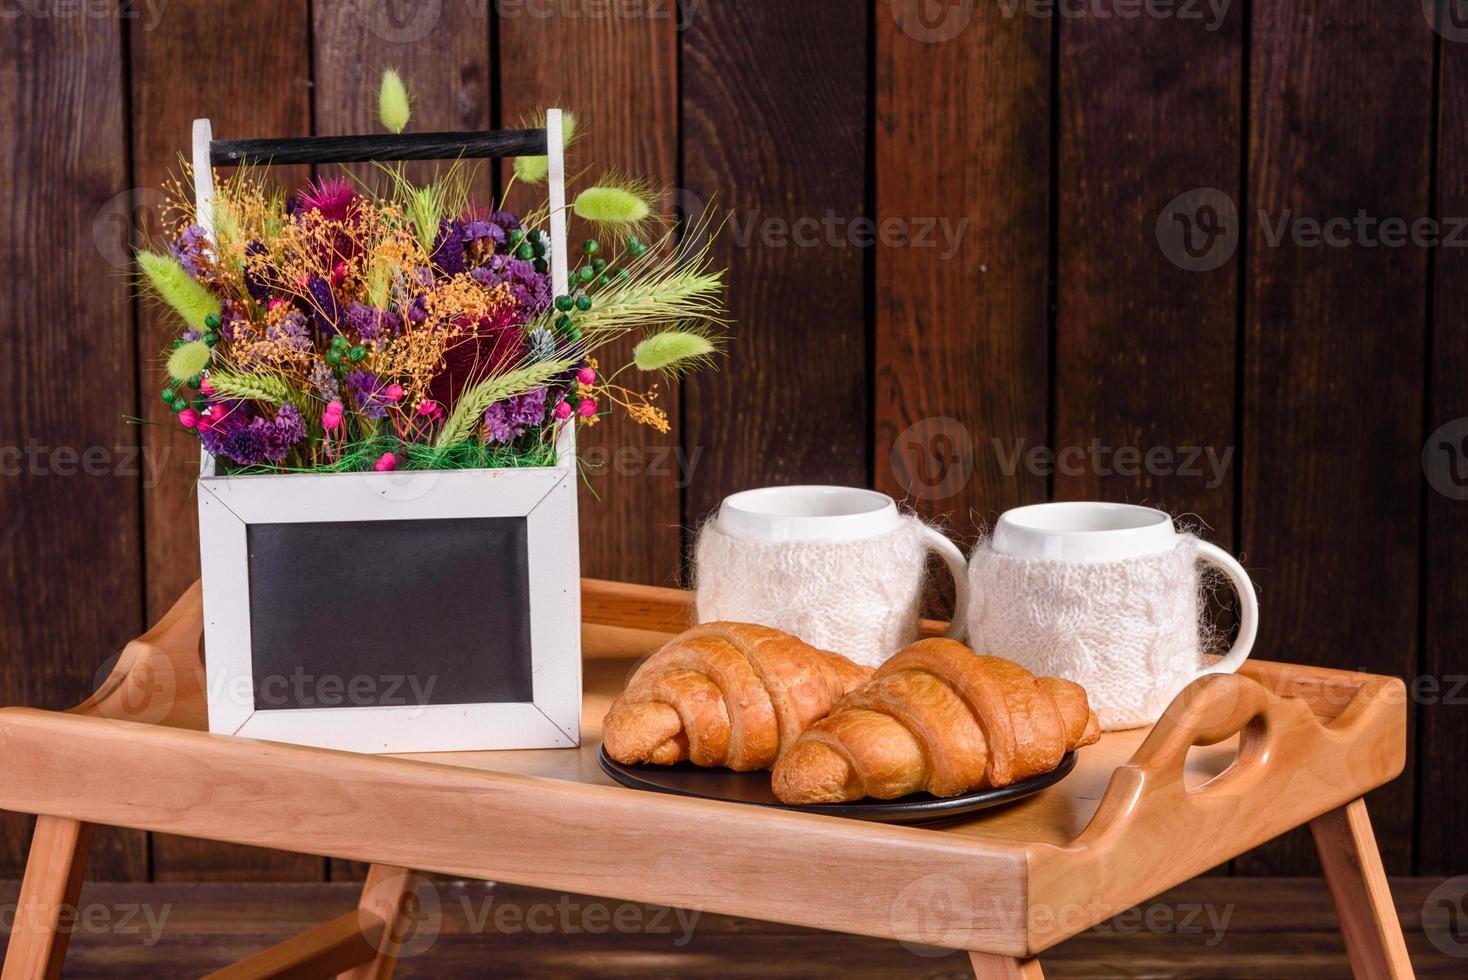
[554,294,574,313]
[348,346,367,363]
[591,258,607,273]
[518,243,535,260]
[161,388,177,405]
[575,295,593,312]
[203,313,222,330]
[583,238,600,255]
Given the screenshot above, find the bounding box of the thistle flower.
[347,369,391,420]
[513,110,577,185]
[379,69,411,134]
[137,250,222,330]
[632,328,721,377]
[296,177,358,222]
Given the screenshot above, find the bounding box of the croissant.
[771,638,1101,803]
[602,622,872,772]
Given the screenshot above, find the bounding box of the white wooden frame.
[190,112,581,754]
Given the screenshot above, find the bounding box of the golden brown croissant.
[602,622,872,772]
[771,638,1101,803]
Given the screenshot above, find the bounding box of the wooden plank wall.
[0,0,1462,882]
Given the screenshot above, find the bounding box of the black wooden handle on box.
[210,128,549,167]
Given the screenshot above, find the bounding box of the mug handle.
[917,525,970,641]
[1193,541,1259,677]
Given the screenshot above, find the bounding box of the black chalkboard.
[245,517,534,711]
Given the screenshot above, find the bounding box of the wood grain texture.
[1,877,1460,978]
[1309,799,1414,978]
[1238,0,1434,875]
[311,1,494,881]
[0,818,94,980]
[0,11,145,882]
[876,0,1051,541]
[128,0,321,883]
[681,2,869,532]
[1054,5,1241,542]
[1419,20,1468,877]
[497,0,681,588]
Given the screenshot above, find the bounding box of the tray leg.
[337,865,422,980]
[1309,797,1414,979]
[1,816,95,980]
[969,952,1044,978]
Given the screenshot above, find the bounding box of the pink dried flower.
[554,400,573,420]
[178,408,199,429]
[576,366,597,386]
[374,451,397,472]
[384,384,405,402]
[577,398,597,418]
[322,399,344,430]
[416,400,443,420]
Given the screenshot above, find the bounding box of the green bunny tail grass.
[436,358,576,448]
[166,341,213,383]
[632,328,722,377]
[573,177,655,235]
[207,370,306,407]
[137,250,222,330]
[512,110,577,185]
[379,69,412,134]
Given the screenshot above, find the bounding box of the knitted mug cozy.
[967,535,1209,731]
[694,515,934,668]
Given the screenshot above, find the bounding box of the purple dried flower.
[484,388,548,444]
[261,403,306,461]
[306,275,341,335]
[347,369,390,420]
[470,254,551,318]
[243,240,273,305]
[169,224,209,277]
[308,359,340,402]
[267,310,312,351]
[345,302,402,343]
[197,402,306,466]
[430,220,468,277]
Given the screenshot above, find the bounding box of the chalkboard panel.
[245,517,533,711]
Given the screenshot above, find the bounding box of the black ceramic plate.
[597,746,1077,825]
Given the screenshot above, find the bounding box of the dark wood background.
[1,0,1462,883]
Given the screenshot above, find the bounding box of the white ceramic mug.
[694,485,969,668]
[968,502,1258,730]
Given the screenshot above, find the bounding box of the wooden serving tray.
[0,579,1411,978]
